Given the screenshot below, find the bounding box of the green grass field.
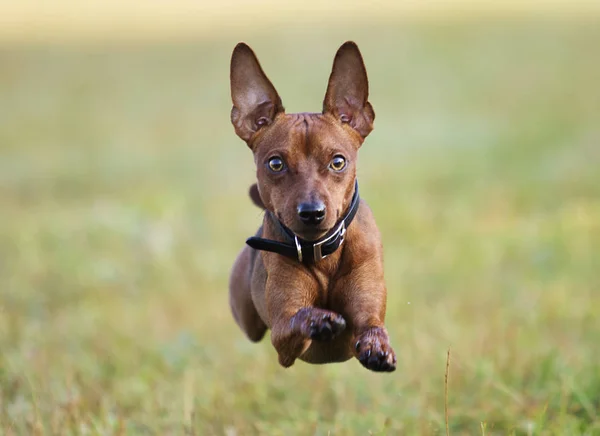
[1,17,599,435]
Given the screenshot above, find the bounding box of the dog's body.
[228,42,396,372]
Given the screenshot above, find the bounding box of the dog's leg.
[266,271,346,368]
[336,262,397,372]
[229,246,267,342]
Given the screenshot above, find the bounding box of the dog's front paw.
[292,308,346,341]
[354,327,396,372]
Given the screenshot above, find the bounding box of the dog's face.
[230,42,374,240]
[250,113,359,240]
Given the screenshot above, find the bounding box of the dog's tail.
[249,184,265,209]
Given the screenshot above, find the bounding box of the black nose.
[297,201,326,226]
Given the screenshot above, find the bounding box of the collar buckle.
[312,220,346,262]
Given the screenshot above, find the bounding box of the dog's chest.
[306,260,344,306]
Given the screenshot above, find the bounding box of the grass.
[1,16,600,435]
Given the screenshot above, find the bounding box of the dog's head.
[230,41,374,241]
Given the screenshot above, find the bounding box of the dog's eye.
[267,157,285,173]
[329,155,346,172]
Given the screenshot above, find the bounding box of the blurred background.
[1,1,599,434]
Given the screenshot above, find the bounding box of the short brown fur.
[228,41,396,372]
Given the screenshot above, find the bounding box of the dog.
[228,41,396,372]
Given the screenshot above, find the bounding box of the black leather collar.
[246,180,360,264]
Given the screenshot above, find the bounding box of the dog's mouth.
[275,212,332,241]
[294,227,330,242]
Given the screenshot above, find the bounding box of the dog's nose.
[297,201,326,226]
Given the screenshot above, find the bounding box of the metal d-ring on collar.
[294,234,303,263]
[245,180,359,264]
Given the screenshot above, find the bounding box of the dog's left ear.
[230,43,284,145]
[323,41,375,140]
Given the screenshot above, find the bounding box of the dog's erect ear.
[323,41,374,140]
[230,43,284,144]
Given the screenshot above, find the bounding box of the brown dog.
[228,41,396,372]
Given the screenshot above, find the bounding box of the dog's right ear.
[230,43,284,144]
[323,41,374,141]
